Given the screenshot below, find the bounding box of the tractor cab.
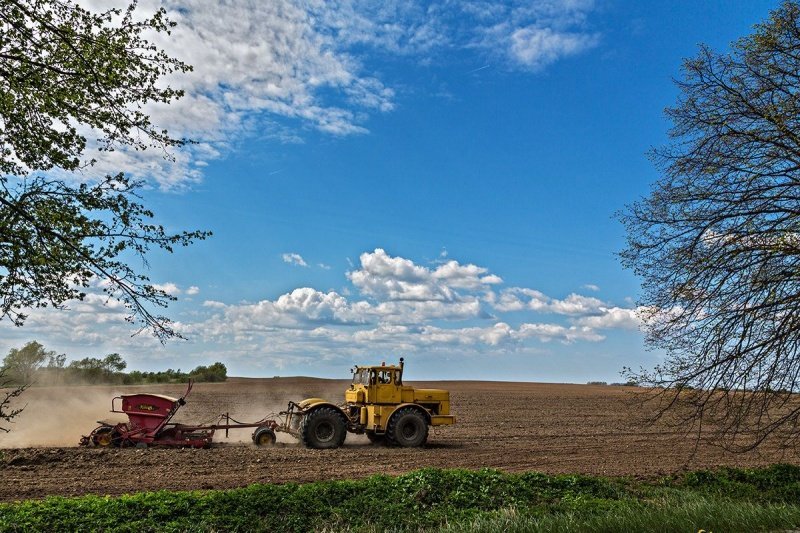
[348,359,404,404]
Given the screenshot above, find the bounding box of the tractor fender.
[388,403,432,425]
[298,398,348,419]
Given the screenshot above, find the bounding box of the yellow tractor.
[276,358,455,449]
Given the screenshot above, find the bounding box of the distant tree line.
[1,341,227,386]
[127,362,229,384]
[586,381,640,387]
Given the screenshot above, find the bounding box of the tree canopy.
[1,340,54,384]
[620,0,800,451]
[0,0,209,340]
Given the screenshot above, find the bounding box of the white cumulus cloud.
[151,282,182,296]
[492,287,605,316]
[0,247,638,365]
[348,248,501,302]
[574,307,642,330]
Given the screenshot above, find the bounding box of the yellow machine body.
[343,360,456,434]
[290,358,455,448]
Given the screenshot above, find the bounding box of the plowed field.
[0,378,796,501]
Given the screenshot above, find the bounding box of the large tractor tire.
[300,407,347,449]
[386,407,428,447]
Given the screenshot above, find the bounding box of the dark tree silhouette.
[0,368,25,432]
[620,1,800,451]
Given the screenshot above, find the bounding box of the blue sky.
[1,0,781,382]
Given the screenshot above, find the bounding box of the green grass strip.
[1,465,800,532]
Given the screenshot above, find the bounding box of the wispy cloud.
[282,253,309,267]
[508,27,599,70]
[466,0,599,70]
[72,0,600,190]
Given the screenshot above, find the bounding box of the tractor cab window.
[352,368,396,386]
[370,369,378,385]
[352,368,371,385]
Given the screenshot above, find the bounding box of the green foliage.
[2,466,799,532]
[0,1,190,176]
[125,368,188,385]
[66,353,129,384]
[1,340,56,384]
[4,341,226,385]
[0,468,626,532]
[447,496,800,533]
[125,363,227,384]
[0,1,209,340]
[188,362,228,383]
[675,463,800,503]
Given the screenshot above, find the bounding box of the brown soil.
[0,378,796,501]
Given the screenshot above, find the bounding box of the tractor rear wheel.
[300,407,347,449]
[253,427,277,446]
[386,408,428,447]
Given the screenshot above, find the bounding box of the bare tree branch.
[620,0,800,452]
[0,367,26,433]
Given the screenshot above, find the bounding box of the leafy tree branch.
[0,0,210,341]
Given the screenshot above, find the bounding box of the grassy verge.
[2,465,800,532]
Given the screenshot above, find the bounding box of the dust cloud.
[0,386,127,448]
[198,401,295,445]
[0,385,294,448]
[0,378,354,448]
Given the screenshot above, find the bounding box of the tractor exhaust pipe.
[398,357,404,384]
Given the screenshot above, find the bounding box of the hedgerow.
[1,466,799,532]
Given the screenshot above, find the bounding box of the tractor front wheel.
[253,427,277,446]
[300,407,347,449]
[386,408,428,447]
